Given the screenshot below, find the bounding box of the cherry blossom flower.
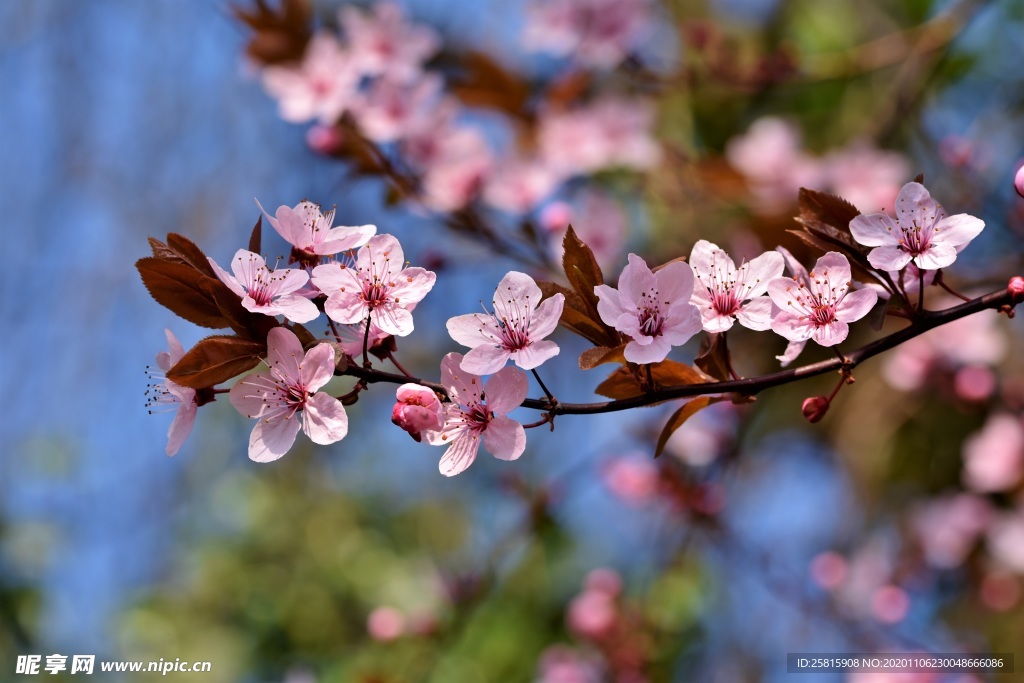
[145,329,197,456]
[366,606,406,641]
[911,493,991,568]
[352,73,443,144]
[824,141,909,214]
[335,318,392,358]
[311,234,436,337]
[849,182,985,271]
[535,646,604,683]
[541,191,626,271]
[772,247,811,366]
[229,328,348,462]
[339,2,439,82]
[767,252,877,347]
[482,156,562,214]
[392,383,444,441]
[257,199,375,260]
[601,454,659,504]
[962,413,1024,493]
[407,123,494,212]
[986,510,1024,573]
[424,353,528,477]
[1015,164,1024,198]
[523,0,653,69]
[725,117,822,214]
[538,98,661,177]
[209,249,319,324]
[261,33,359,125]
[688,240,784,333]
[446,271,565,375]
[595,254,702,364]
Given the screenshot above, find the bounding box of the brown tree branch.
[337,286,1018,415]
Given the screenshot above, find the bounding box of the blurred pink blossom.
[305,124,344,155]
[339,2,439,82]
[986,509,1024,573]
[543,191,627,271]
[262,33,359,125]
[980,570,1021,611]
[824,142,909,214]
[954,365,997,401]
[483,155,562,214]
[871,585,910,624]
[412,125,494,212]
[848,669,938,683]
[584,568,623,597]
[539,98,661,177]
[353,74,444,144]
[911,493,991,568]
[602,455,659,504]
[535,646,604,683]
[367,606,406,641]
[523,0,653,69]
[725,118,822,214]
[663,402,737,466]
[1015,163,1024,198]
[567,570,622,640]
[809,551,848,590]
[963,414,1024,492]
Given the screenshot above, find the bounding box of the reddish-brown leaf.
[148,237,185,263]
[694,333,731,381]
[166,233,216,278]
[654,396,728,457]
[137,258,231,329]
[595,360,710,401]
[449,52,530,117]
[797,187,860,229]
[232,0,311,65]
[167,335,266,389]
[578,344,626,370]
[248,215,263,254]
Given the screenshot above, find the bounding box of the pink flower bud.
[809,551,847,590]
[801,396,830,423]
[583,568,622,597]
[871,585,910,624]
[1009,276,1024,303]
[392,384,443,441]
[367,606,406,641]
[305,124,344,155]
[567,590,616,639]
[1015,164,1024,199]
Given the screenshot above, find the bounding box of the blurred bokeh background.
[2,0,1024,681]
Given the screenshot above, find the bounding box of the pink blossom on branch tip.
[688,240,784,333]
[392,383,444,441]
[849,182,985,271]
[595,254,703,364]
[261,32,359,125]
[229,328,348,462]
[424,353,528,477]
[257,199,375,258]
[339,2,439,82]
[310,234,436,337]
[145,329,198,456]
[447,271,565,375]
[208,249,320,324]
[767,252,877,348]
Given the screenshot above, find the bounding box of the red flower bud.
[801,396,830,423]
[1009,276,1024,304]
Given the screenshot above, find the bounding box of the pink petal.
[811,320,849,347]
[229,371,276,419]
[265,201,309,248]
[734,296,774,331]
[766,277,805,314]
[361,234,405,280]
[166,400,197,456]
[662,305,703,345]
[460,345,512,376]
[835,288,877,323]
[324,293,368,325]
[229,249,268,286]
[484,366,529,415]
[654,261,695,305]
[894,182,939,230]
[511,339,560,370]
[314,224,377,255]
[155,350,173,373]
[440,353,484,405]
[810,252,851,289]
[302,391,349,445]
[771,312,814,342]
[595,284,627,328]
[208,257,246,298]
[867,245,913,271]
[740,251,785,297]
[483,415,526,461]
[776,339,806,367]
[527,294,564,340]
[624,336,671,364]
[933,213,984,247]
[373,304,414,337]
[164,329,186,364]
[776,246,809,283]
[618,253,656,305]
[310,262,361,292]
[267,327,304,380]
[274,294,320,324]
[492,271,542,320]
[447,313,501,347]
[439,433,480,477]
[388,267,436,306]
[688,240,720,279]
[267,268,311,297]
[300,343,337,392]
[914,243,958,270]
[700,309,735,333]
[249,415,302,462]
[850,213,898,247]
